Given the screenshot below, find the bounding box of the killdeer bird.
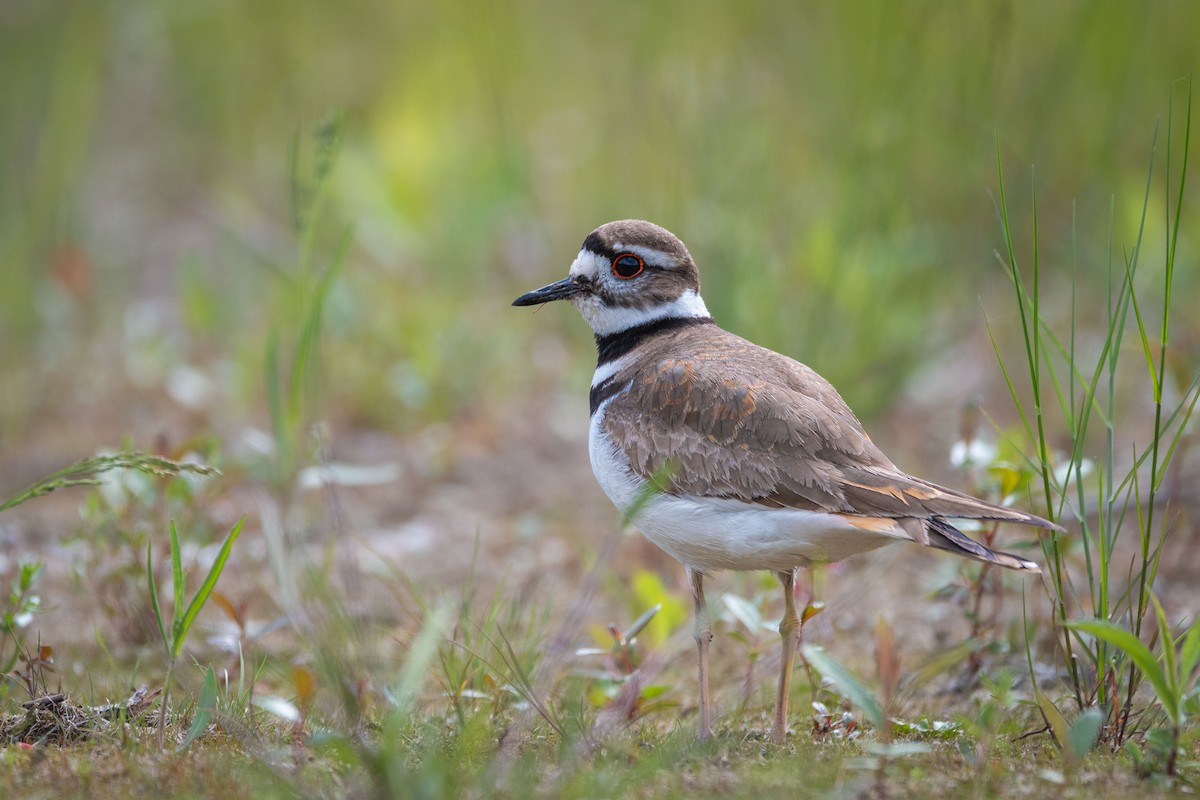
[513,220,1056,743]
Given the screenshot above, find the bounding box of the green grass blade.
[392,601,453,714]
[623,604,661,643]
[179,666,219,752]
[1032,681,1070,746]
[170,521,185,648]
[288,226,351,425]
[173,517,244,658]
[1064,618,1176,723]
[1107,375,1199,501]
[1155,375,1200,492]
[1068,201,1078,435]
[1151,593,1179,710]
[1180,616,1200,684]
[1122,254,1160,400]
[1162,79,1189,372]
[982,310,1035,446]
[621,461,678,527]
[146,539,169,654]
[1038,338,1070,436]
[802,643,884,729]
[1067,708,1104,761]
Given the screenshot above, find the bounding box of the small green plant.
[624,569,687,648]
[1029,674,1105,783]
[305,597,459,800]
[720,588,780,714]
[264,116,351,486]
[74,450,220,646]
[953,670,1022,794]
[802,643,884,735]
[720,581,824,717]
[1065,596,1200,778]
[992,83,1199,760]
[575,604,675,721]
[177,634,274,752]
[146,518,243,746]
[0,561,45,686]
[0,451,219,684]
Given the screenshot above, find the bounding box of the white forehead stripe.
[568,248,606,279]
[610,242,678,269]
[584,289,711,337]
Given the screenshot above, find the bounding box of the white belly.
[588,401,897,573]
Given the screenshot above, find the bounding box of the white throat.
[574,289,711,337]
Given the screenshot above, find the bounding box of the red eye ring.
[611,253,644,279]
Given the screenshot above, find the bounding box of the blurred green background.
[1,0,1197,460]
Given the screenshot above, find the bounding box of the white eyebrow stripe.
[609,242,677,269]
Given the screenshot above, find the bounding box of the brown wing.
[603,326,1056,529]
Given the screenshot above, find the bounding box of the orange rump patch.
[838,515,902,534]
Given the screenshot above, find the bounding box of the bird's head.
[512,220,709,337]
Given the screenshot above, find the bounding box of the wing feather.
[602,325,1057,531]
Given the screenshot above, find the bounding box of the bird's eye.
[611,253,644,279]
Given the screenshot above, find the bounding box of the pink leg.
[772,568,802,743]
[688,567,713,740]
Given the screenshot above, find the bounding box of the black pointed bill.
[512,277,586,307]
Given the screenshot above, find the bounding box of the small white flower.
[949,439,997,469]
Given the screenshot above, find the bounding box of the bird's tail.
[924,517,1041,573]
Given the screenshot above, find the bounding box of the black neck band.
[594,316,714,366]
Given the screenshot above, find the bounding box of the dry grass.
[0,688,158,748]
